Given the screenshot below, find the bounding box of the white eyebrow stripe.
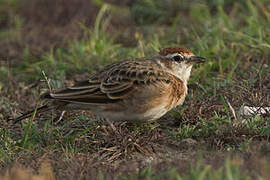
[165,53,183,58]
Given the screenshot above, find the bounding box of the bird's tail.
[9,104,55,124]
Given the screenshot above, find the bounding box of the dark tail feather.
[40,91,53,99]
[9,104,54,124]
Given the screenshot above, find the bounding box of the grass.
[0,0,270,179]
[2,157,268,180]
[124,158,262,180]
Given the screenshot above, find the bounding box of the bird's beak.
[190,56,206,64]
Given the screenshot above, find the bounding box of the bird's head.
[157,46,205,83]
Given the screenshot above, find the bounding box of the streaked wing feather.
[46,58,171,104]
[100,82,133,93]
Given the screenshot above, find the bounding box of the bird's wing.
[44,59,171,104]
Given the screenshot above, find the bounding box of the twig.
[225,96,237,121]
[42,70,52,92]
[54,111,66,125]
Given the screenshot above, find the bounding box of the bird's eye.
[173,55,183,62]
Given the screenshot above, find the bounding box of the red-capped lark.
[12,46,205,126]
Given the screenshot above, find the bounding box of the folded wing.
[43,59,171,104]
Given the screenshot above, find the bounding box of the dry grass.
[1,161,55,180]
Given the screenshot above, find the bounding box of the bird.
[11,46,205,125]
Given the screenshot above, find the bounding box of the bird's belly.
[99,105,170,122]
[63,102,168,122]
[140,106,169,121]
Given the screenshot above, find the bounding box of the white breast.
[142,106,169,121]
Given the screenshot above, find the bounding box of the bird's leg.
[105,118,117,132]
